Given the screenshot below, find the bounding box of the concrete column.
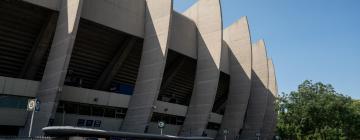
[21,0,83,136]
[240,40,269,139]
[180,0,223,136]
[217,17,252,140]
[262,59,278,140]
[120,0,173,133]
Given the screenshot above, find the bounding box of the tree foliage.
[276,80,360,140]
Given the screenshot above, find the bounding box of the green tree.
[276,80,360,140]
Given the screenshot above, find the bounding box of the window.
[0,95,28,109]
[77,119,85,126]
[104,108,115,118]
[58,101,127,118]
[64,102,78,114]
[79,104,91,115]
[115,108,126,118]
[151,112,185,125]
[92,106,104,116]
[206,122,221,130]
[176,116,185,125]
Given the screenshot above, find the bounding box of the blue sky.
[174,0,360,99]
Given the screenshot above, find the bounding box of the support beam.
[19,13,58,80]
[180,0,223,137]
[160,56,186,91]
[121,0,173,133]
[94,37,137,90]
[262,59,278,140]
[240,40,269,140]
[217,17,252,140]
[20,0,83,136]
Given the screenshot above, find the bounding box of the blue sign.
[86,120,94,127]
[35,99,40,112]
[94,120,101,127]
[77,119,85,126]
[110,84,134,95]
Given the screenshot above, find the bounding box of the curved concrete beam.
[169,12,197,59]
[21,0,84,136]
[180,0,223,137]
[216,17,252,140]
[262,59,278,139]
[121,0,173,133]
[240,40,269,139]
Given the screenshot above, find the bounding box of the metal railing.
[0,136,54,140]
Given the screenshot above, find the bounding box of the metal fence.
[0,136,54,140]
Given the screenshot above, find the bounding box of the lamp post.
[158,121,165,135]
[223,129,229,140]
[256,132,261,140]
[27,98,40,137]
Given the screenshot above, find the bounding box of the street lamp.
[223,129,229,140]
[255,132,261,140]
[158,121,165,135]
[27,98,40,137]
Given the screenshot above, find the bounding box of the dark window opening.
[0,1,58,81]
[0,95,28,109]
[151,112,185,126]
[56,101,127,119]
[0,125,20,136]
[157,50,197,106]
[206,122,221,131]
[65,18,144,95]
[212,72,230,115]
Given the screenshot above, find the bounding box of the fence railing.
[0,136,54,140]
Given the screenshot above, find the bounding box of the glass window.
[0,95,28,109]
[104,108,115,118]
[77,119,85,126]
[176,116,185,125]
[170,116,176,124]
[206,122,221,130]
[65,102,78,114]
[92,106,104,116]
[79,104,91,115]
[115,109,126,118]
[57,101,127,119]
[17,97,28,109]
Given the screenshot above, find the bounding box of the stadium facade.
[0,0,278,139]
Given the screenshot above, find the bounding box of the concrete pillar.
[120,0,173,133]
[180,0,223,136]
[217,17,252,140]
[240,40,269,139]
[262,59,278,140]
[21,0,83,136]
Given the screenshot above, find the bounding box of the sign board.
[77,119,85,126]
[223,129,229,135]
[35,99,40,112]
[27,99,36,111]
[86,120,94,127]
[94,120,101,127]
[158,121,165,128]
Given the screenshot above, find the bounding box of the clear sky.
[174,0,360,99]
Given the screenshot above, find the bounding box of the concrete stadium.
[0,0,277,139]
